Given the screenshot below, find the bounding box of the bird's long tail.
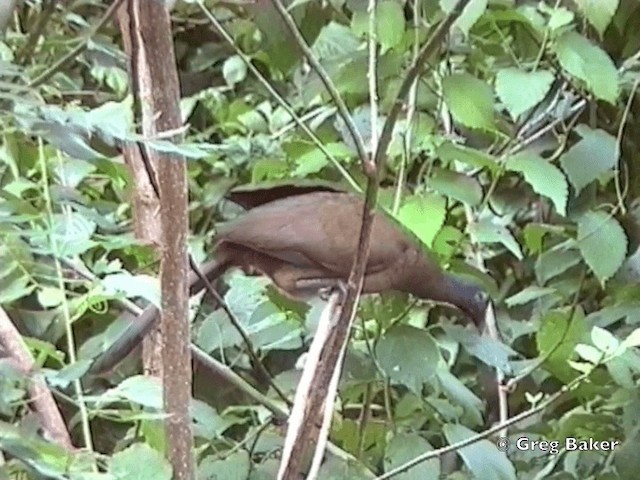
[88,258,229,375]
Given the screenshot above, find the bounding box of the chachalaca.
[89,191,488,374]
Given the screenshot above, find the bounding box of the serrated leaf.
[443,73,495,130]
[495,68,554,118]
[574,0,619,36]
[577,211,628,284]
[430,167,483,206]
[506,152,568,215]
[443,424,516,480]
[554,31,619,103]
[469,220,523,259]
[395,194,446,248]
[559,125,617,193]
[375,325,439,393]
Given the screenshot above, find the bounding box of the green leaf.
[575,343,603,363]
[443,73,495,130]
[559,125,617,194]
[443,424,516,480]
[554,31,619,103]
[198,451,250,480]
[622,328,640,348]
[506,152,568,215]
[395,194,446,248]
[384,433,440,480]
[505,286,557,307]
[573,0,619,36]
[495,68,554,119]
[111,443,171,480]
[537,309,587,381]
[452,0,488,37]
[430,167,483,206]
[590,326,619,353]
[437,141,497,170]
[222,55,247,86]
[436,370,484,426]
[106,375,164,409]
[577,211,628,284]
[352,0,405,51]
[535,246,581,284]
[102,273,160,308]
[469,220,523,259]
[377,1,406,50]
[375,325,440,394]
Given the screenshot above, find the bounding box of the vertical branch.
[129,0,194,477]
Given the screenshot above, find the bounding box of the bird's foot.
[319,281,348,303]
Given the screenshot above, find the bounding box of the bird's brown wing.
[216,192,410,276]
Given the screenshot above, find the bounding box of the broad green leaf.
[37,286,66,308]
[443,73,495,130]
[495,68,554,118]
[436,370,484,426]
[102,273,160,308]
[377,1,406,50]
[622,328,640,348]
[575,343,603,363]
[506,152,568,215]
[111,443,171,480]
[430,167,483,206]
[577,211,628,284]
[554,31,619,103]
[574,0,619,36]
[292,142,351,176]
[106,375,164,409]
[395,194,446,248]
[443,424,516,480]
[197,451,250,480]
[384,433,440,480]
[437,141,497,170]
[352,0,405,51]
[559,125,617,193]
[590,326,619,353]
[452,0,488,37]
[535,247,582,284]
[469,220,523,259]
[537,309,587,381]
[313,22,361,60]
[222,55,247,86]
[375,325,440,393]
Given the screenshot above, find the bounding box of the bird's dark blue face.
[455,282,489,328]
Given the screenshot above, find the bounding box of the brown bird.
[89,191,487,374]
